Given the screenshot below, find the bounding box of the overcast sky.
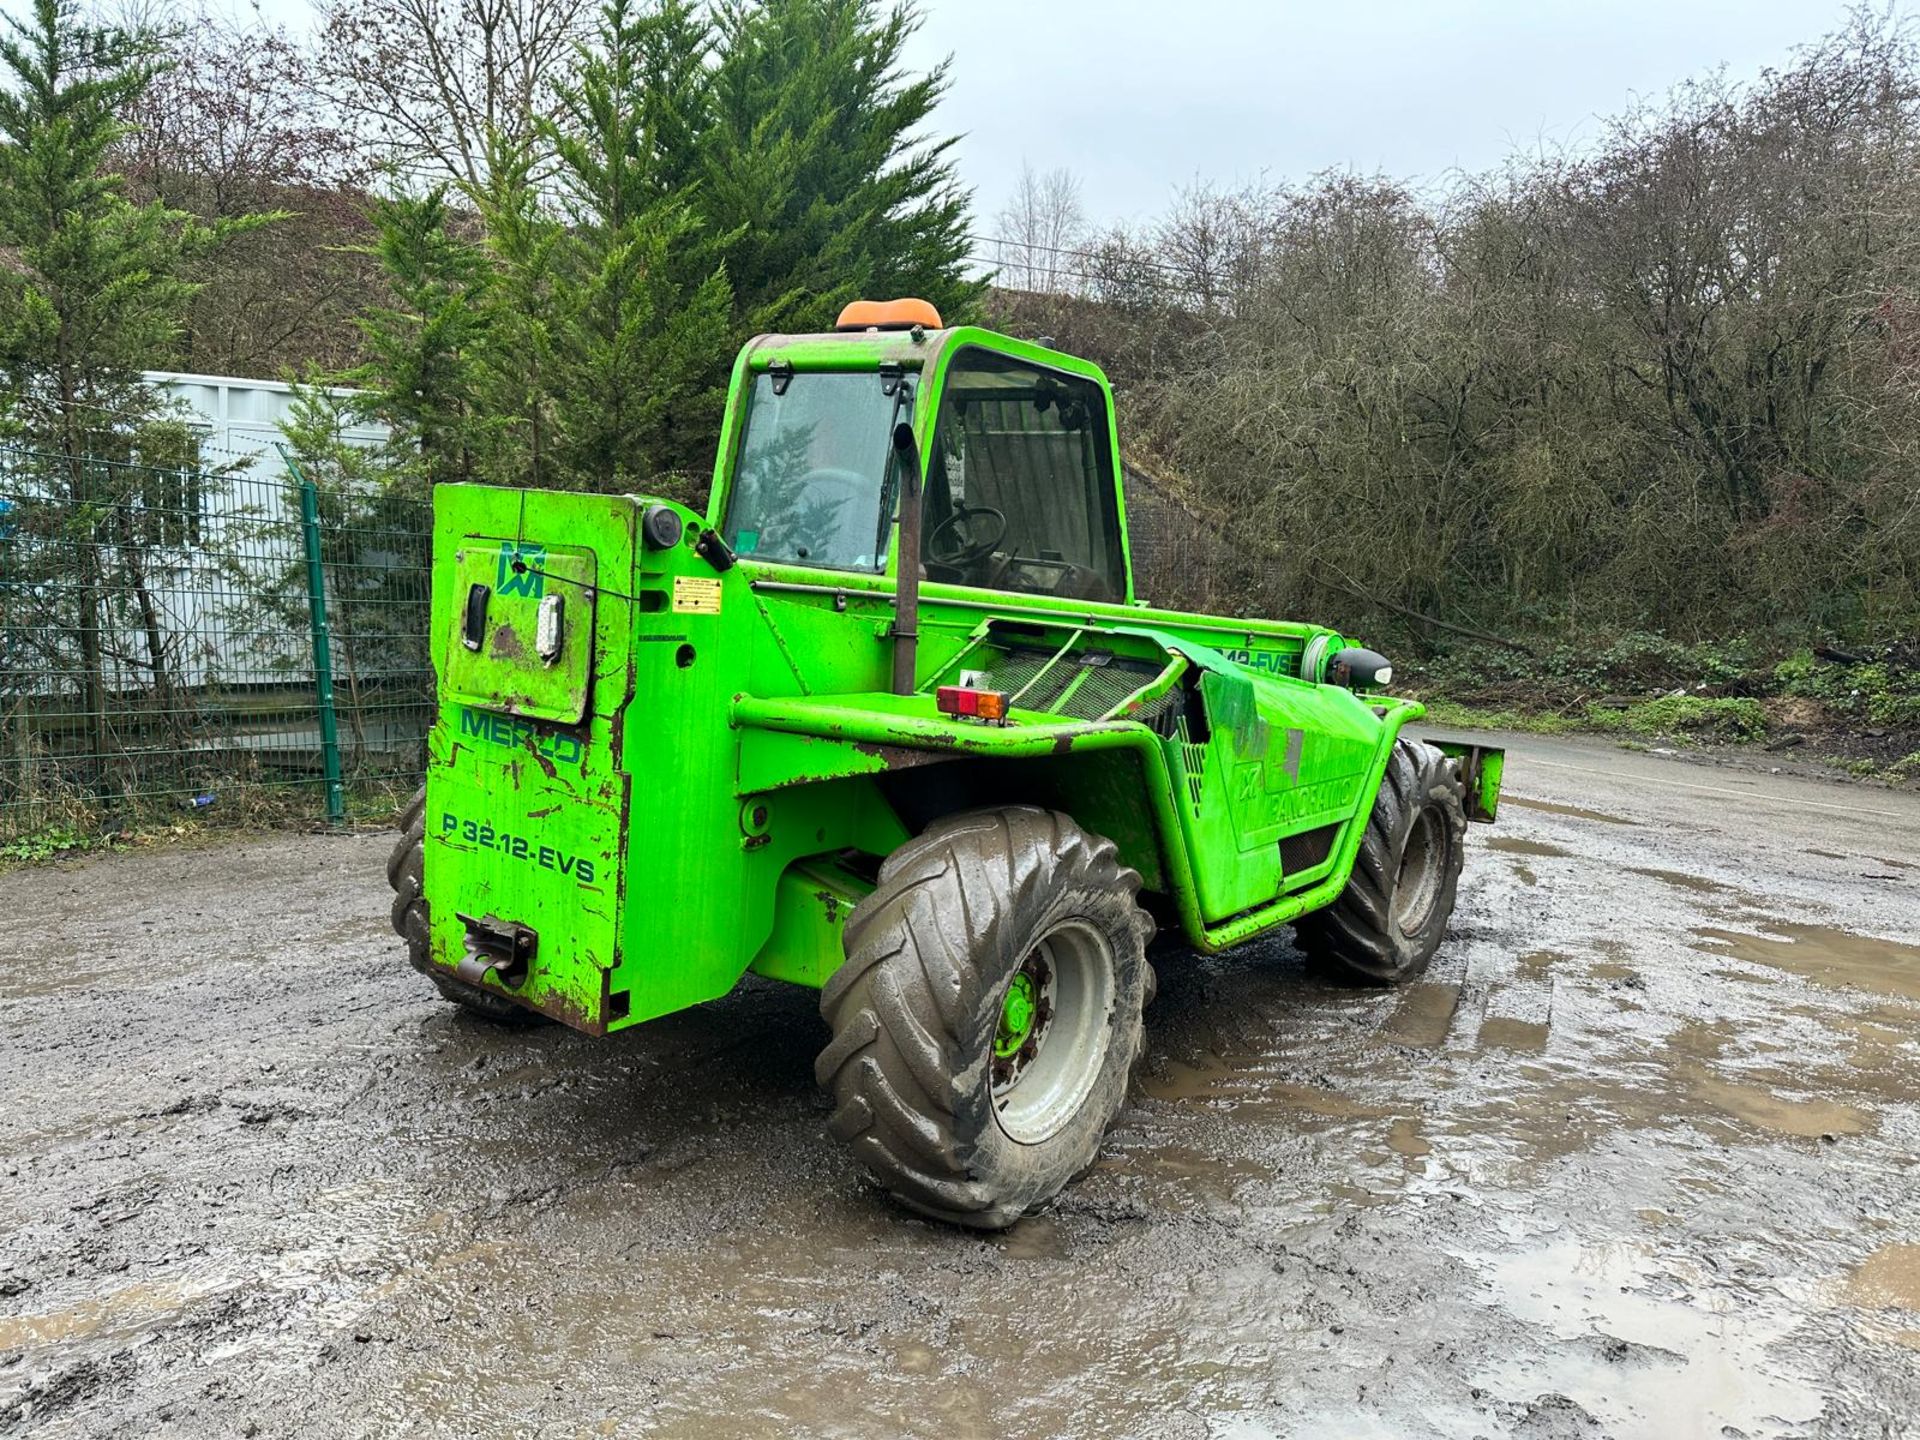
[226,0,1878,233]
[900,0,1872,235]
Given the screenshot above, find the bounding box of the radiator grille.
[978,648,1176,725]
[1279,823,1341,874]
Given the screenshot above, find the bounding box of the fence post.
[281,445,346,827]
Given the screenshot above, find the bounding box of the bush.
[1588,694,1769,742]
[1773,651,1920,728]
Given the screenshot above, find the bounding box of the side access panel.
[1168,667,1383,922]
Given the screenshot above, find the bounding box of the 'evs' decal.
[1221,648,1296,677]
[439,809,597,886]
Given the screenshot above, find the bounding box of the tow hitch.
[456,913,538,988]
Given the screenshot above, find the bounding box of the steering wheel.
[926,503,1008,567]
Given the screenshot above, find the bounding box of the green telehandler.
[387,299,1505,1228]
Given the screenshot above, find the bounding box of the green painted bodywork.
[417,324,1503,1032]
[1429,739,1505,823]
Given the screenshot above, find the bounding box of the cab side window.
[926,351,1126,602]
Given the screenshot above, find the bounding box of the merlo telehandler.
[387,299,1504,1228]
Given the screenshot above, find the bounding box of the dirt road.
[4,734,1919,1438]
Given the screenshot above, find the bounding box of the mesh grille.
[978,648,1170,723]
[1174,715,1206,814]
[1280,823,1341,874]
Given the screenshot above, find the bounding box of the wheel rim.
[990,920,1116,1146]
[1391,808,1446,937]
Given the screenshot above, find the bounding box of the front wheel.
[817,808,1154,1229]
[1294,738,1467,985]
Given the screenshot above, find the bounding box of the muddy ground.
[3,733,1919,1439]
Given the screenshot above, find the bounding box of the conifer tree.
[0,0,273,761]
[355,0,980,495]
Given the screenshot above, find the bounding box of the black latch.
[462,583,490,651]
[694,528,736,573]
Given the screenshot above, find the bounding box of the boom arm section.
[730,619,1439,955]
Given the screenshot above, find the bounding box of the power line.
[966,234,1219,304]
[967,231,1197,280]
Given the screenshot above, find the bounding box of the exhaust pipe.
[890,421,923,696]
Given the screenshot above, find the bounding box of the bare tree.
[1093,11,1920,644]
[1154,180,1271,315]
[107,1,380,374]
[119,3,366,204]
[994,162,1086,294]
[312,0,592,188]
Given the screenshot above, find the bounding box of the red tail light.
[936,686,1008,722]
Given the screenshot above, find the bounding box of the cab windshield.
[723,371,904,573]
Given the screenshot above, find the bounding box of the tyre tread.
[821,805,1150,1228]
[1295,739,1467,985]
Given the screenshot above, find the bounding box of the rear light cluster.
[936,685,1009,723]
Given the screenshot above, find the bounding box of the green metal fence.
[0,445,433,845]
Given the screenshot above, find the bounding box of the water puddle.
[1385,1116,1430,1157]
[1506,796,1638,825]
[1139,1054,1388,1121]
[0,1273,241,1350]
[1847,1243,1920,1311]
[0,956,133,1001]
[1471,1238,1824,1438]
[1630,866,1733,895]
[1694,922,1920,1002]
[1477,1017,1549,1053]
[1664,1018,1734,1062]
[998,1216,1067,1260]
[1680,1065,1872,1139]
[1379,983,1460,1047]
[1487,836,1573,859]
[1096,1144,1270,1203]
[565,1219,1293,1440]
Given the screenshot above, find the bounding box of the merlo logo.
[497,542,546,598]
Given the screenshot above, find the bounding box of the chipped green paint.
[413,322,1503,1034]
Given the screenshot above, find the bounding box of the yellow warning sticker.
[672,575,722,615]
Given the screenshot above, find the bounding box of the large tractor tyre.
[819,807,1155,1230]
[1294,739,1467,986]
[387,789,546,1026]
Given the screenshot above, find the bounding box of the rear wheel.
[1294,739,1466,985]
[818,807,1154,1229]
[387,788,546,1025]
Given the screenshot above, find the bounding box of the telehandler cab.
[387,299,1505,1228]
